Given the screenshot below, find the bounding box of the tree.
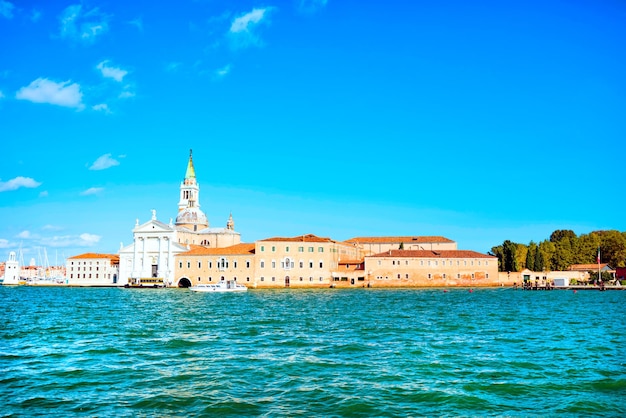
[490,245,504,271]
[526,242,537,271]
[538,240,556,271]
[550,230,576,243]
[503,240,519,272]
[597,230,626,268]
[516,243,528,271]
[534,247,545,272]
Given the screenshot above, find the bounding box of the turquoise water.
[1,287,624,417]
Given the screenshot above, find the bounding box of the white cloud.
[80,187,104,196]
[215,64,231,78]
[15,78,84,109]
[92,103,111,113]
[229,7,273,49]
[42,225,63,231]
[0,0,14,19]
[78,233,101,246]
[297,0,328,14]
[97,60,128,82]
[17,230,32,239]
[31,9,42,22]
[128,17,143,31]
[40,233,101,248]
[0,176,42,192]
[89,153,119,170]
[165,62,182,73]
[0,238,10,249]
[39,190,49,197]
[59,4,109,44]
[118,90,135,99]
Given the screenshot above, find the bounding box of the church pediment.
[134,219,175,234]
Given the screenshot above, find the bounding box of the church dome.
[175,206,209,228]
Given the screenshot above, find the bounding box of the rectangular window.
[405,274,409,279]
[234,261,238,268]
[286,246,290,252]
[309,262,313,268]
[428,274,431,279]
[261,261,265,268]
[299,261,304,268]
[209,261,212,268]
[179,261,182,268]
[308,247,314,252]
[319,261,323,268]
[318,247,323,253]
[246,261,250,268]
[261,277,265,281]
[486,273,489,279]
[198,261,201,268]
[272,246,276,252]
[457,273,461,279]
[298,247,304,252]
[443,273,447,279]
[187,262,190,268]
[272,261,276,268]
[397,274,401,279]
[261,246,265,252]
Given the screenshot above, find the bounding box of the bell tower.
[175,149,209,229]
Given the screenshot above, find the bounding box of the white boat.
[190,280,247,293]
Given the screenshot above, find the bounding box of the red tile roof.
[569,263,611,271]
[259,234,334,243]
[345,236,455,244]
[368,250,495,259]
[68,253,120,262]
[179,243,256,256]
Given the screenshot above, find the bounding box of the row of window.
[375,273,489,279]
[69,273,112,279]
[260,259,324,269]
[68,266,102,272]
[260,245,326,253]
[259,276,325,282]
[385,259,489,267]
[178,258,326,270]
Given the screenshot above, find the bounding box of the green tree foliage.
[526,242,537,271]
[515,243,528,270]
[550,229,576,243]
[503,240,519,272]
[491,229,626,272]
[538,240,556,271]
[489,245,504,271]
[534,247,545,271]
[596,230,626,268]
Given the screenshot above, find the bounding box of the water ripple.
[1,287,624,416]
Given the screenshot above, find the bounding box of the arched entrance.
[285,276,290,287]
[178,278,192,288]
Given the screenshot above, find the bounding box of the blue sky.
[1,0,625,265]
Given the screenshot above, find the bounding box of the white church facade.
[117,150,241,287]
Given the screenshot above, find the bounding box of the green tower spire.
[185,149,196,179]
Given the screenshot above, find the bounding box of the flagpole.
[597,246,601,285]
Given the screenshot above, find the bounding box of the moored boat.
[190,280,247,292]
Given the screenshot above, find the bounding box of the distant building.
[345,236,456,255]
[118,150,241,287]
[364,250,498,287]
[66,253,119,286]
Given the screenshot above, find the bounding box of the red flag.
[597,247,601,264]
